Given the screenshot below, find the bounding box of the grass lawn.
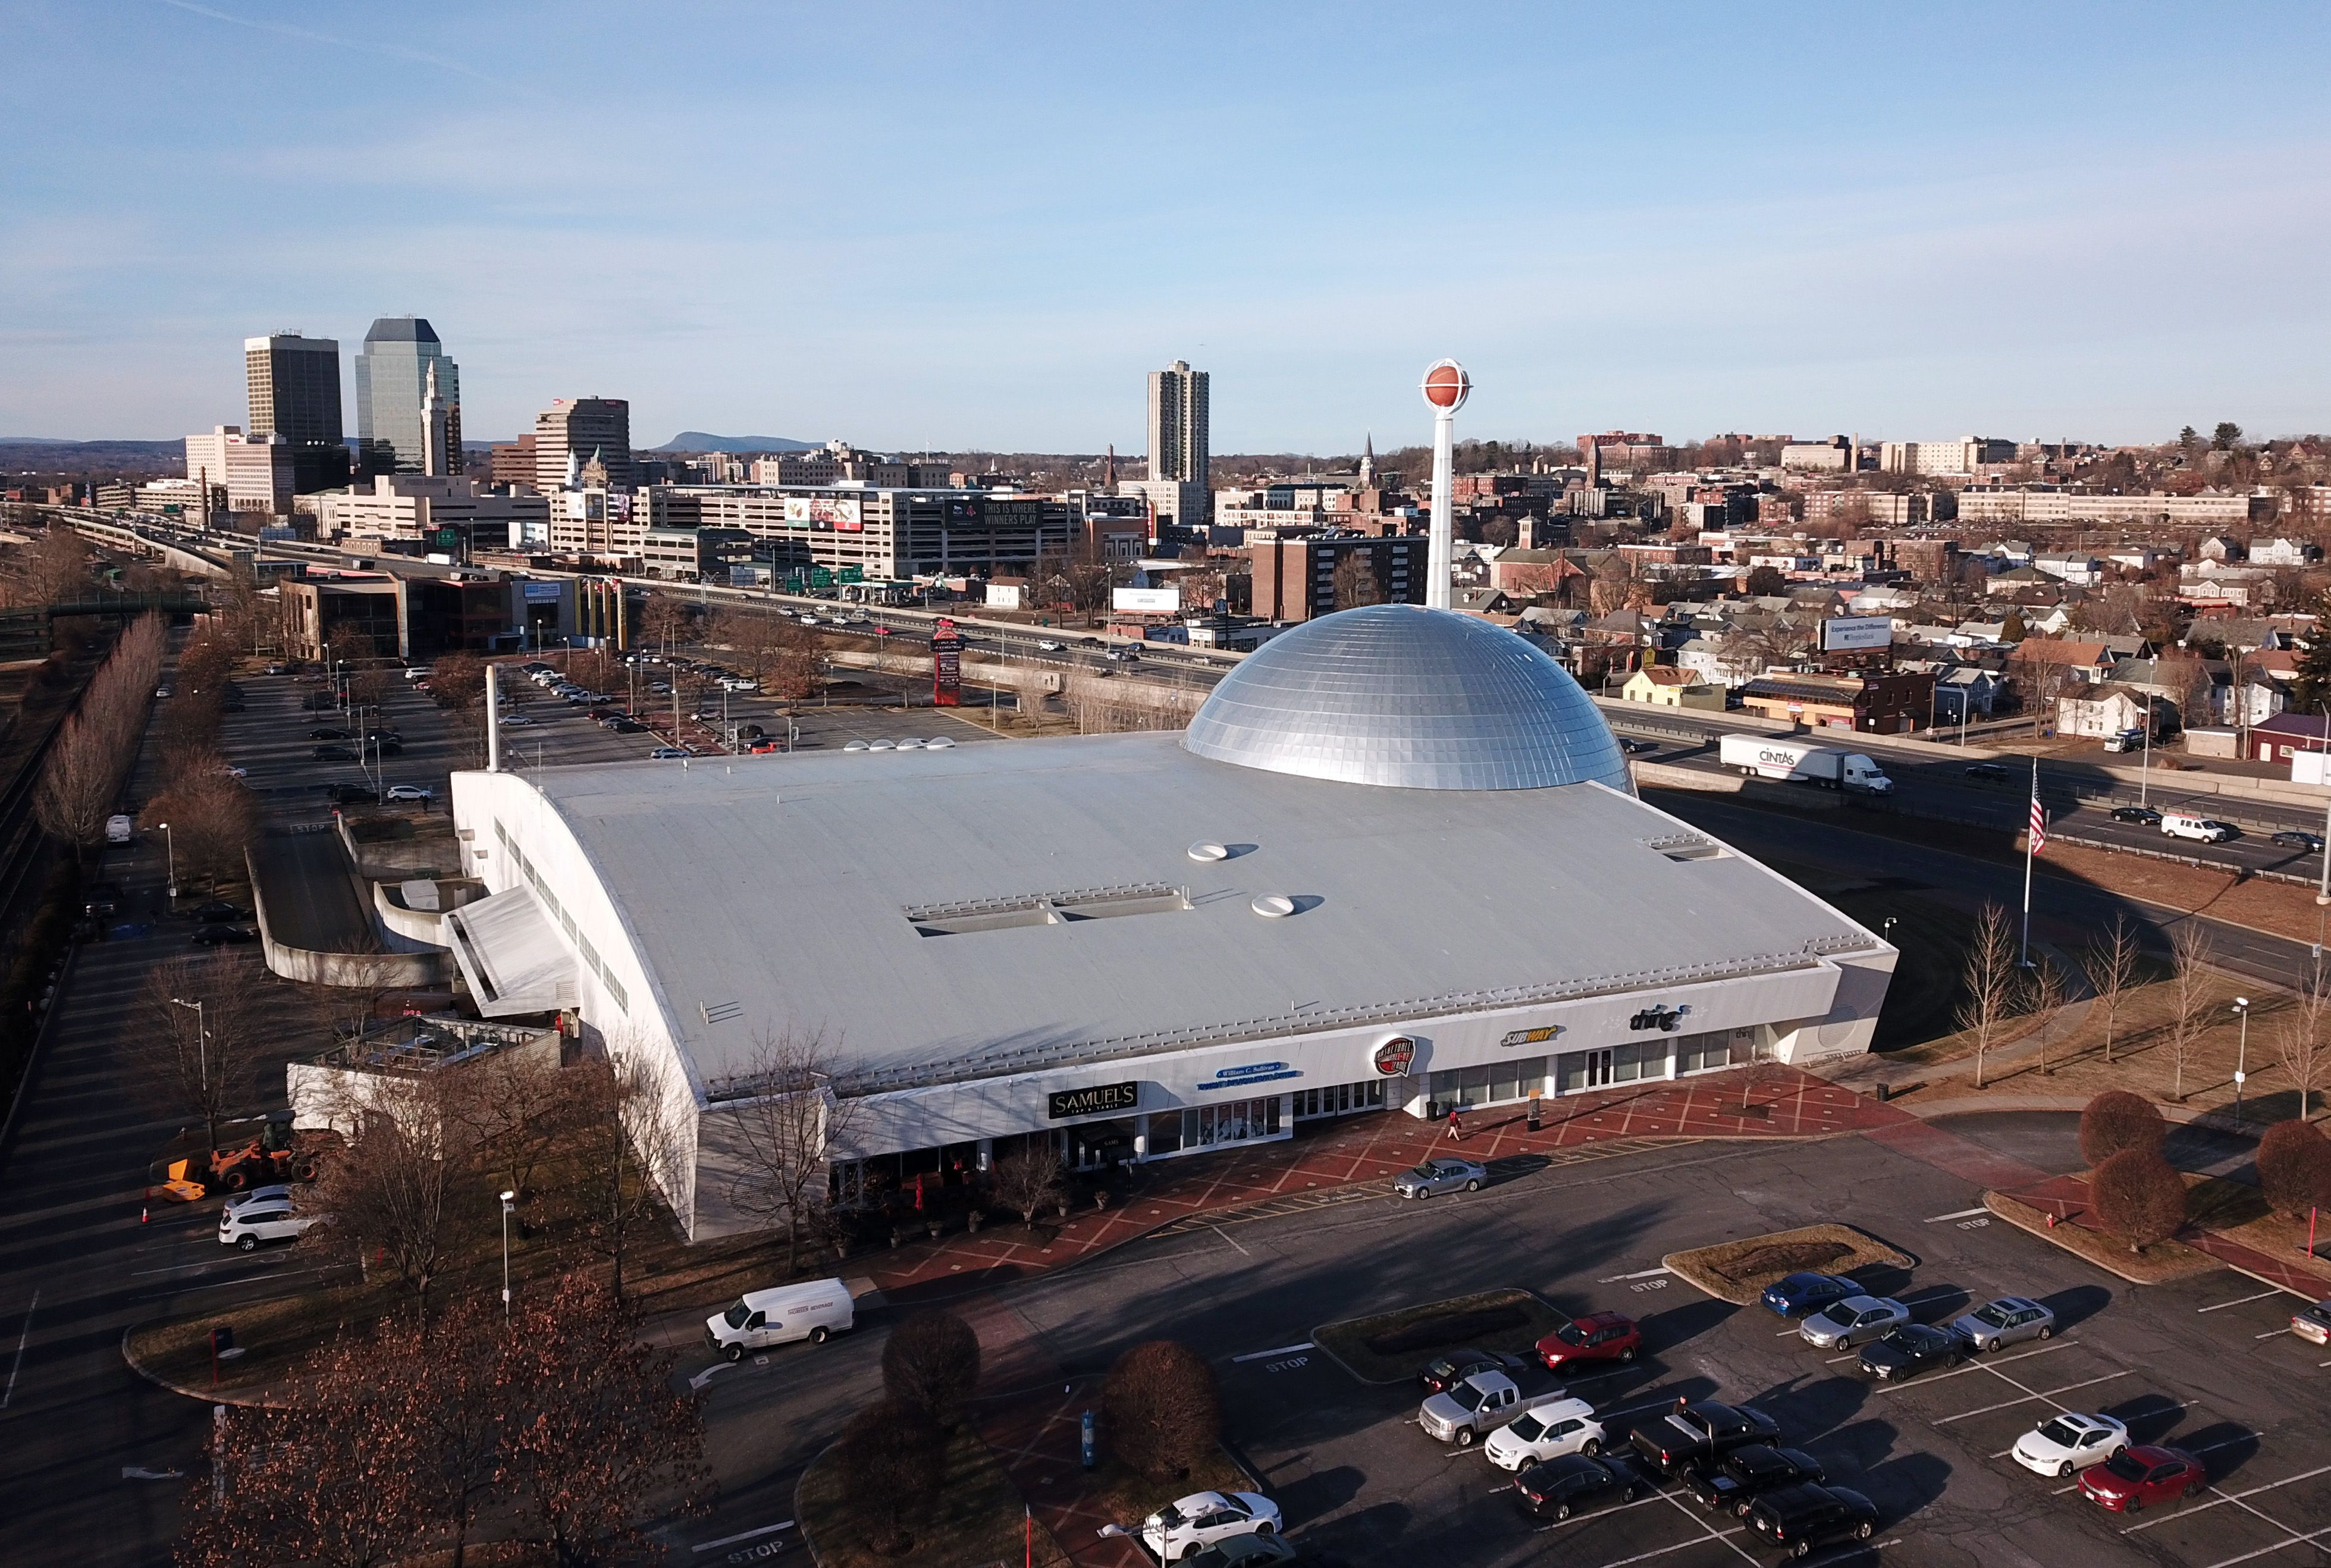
[798,1426,1071,1568]
[1313,1288,1563,1384]
[1981,1191,2218,1286]
[1662,1224,1915,1306]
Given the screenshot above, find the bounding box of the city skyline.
[4,3,2327,449]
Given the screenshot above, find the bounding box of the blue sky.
[4,1,2327,451]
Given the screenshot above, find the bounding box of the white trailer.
[1718,734,1894,794]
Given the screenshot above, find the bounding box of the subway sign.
[1047,1081,1138,1119]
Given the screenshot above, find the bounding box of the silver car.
[1799,1295,1909,1350]
[1949,1296,2055,1352]
[1394,1156,1489,1199]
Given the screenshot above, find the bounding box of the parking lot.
[982,1121,2331,1568]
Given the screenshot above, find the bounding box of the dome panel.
[1181,604,1632,792]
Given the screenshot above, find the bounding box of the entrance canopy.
[443,884,579,1017]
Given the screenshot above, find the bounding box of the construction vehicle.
[147,1111,321,1203]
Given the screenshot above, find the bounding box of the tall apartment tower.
[354,316,461,476]
[1146,360,1209,484]
[534,397,635,493]
[245,333,349,493]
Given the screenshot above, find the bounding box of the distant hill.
[0,438,185,475]
[654,432,817,454]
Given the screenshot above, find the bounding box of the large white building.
[445,606,1896,1240]
[1878,437,2016,476]
[1956,486,2272,526]
[184,425,296,518]
[311,475,550,550]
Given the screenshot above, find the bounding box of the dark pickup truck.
[1686,1444,1824,1515]
[1627,1398,1781,1478]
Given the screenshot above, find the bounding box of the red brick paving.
[862,1065,1913,1302]
[2000,1172,2331,1299]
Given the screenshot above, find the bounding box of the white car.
[1137,1491,1281,1561]
[1484,1397,1607,1471]
[222,1184,294,1216]
[2012,1412,2129,1479]
[719,676,757,691]
[384,784,434,802]
[650,746,693,760]
[1037,639,1065,652]
[499,712,535,727]
[219,1199,321,1251]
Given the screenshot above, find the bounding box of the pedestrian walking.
[1445,1109,1464,1141]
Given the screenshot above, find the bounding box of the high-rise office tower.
[245,333,349,493]
[533,397,635,493]
[354,317,461,475]
[1146,360,1209,484]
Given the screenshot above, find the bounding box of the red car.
[2079,1445,2205,1513]
[1536,1312,1641,1372]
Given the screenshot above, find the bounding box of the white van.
[105,814,134,845]
[705,1278,854,1362]
[2161,811,2235,844]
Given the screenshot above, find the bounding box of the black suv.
[326,784,379,805]
[2111,804,2161,825]
[1418,1348,1521,1395]
[1744,1483,1877,1558]
[1687,1445,1825,1516]
[1963,762,2010,783]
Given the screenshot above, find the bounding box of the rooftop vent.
[926,737,956,749]
[1187,841,1229,863]
[1250,894,1297,919]
[909,883,1191,938]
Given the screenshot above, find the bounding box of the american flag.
[2029,789,2047,855]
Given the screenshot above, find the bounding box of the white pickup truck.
[1718,734,1894,795]
[1419,1372,1569,1447]
[1483,1396,1610,1470]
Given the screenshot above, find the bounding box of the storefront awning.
[443,884,579,1018]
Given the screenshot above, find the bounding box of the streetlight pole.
[500,1190,516,1321]
[2140,691,2153,808]
[159,821,176,904]
[171,996,210,1148]
[2230,997,2251,1124]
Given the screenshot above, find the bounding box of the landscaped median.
[1662,1223,1915,1306]
[1312,1287,1565,1384]
[797,1427,1072,1568]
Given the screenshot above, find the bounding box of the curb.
[120,1321,288,1409]
[1978,1193,2176,1287]
[1902,1095,2266,1140]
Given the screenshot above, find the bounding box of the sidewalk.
[958,1297,1141,1568]
[1999,1171,2331,1300]
[858,1065,1912,1302]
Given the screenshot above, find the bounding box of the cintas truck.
[1718,734,1894,795]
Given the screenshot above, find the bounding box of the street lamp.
[2232,997,2251,1125]
[158,820,176,903]
[170,996,210,1147]
[500,1189,517,1321]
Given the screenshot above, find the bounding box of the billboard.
[942,496,983,529]
[1112,587,1181,614]
[783,495,862,532]
[931,618,963,707]
[522,581,563,603]
[1820,616,1894,652]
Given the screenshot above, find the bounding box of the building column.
[975,1137,993,1174]
[1132,1114,1149,1161]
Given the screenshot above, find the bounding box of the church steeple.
[1358,432,1376,489]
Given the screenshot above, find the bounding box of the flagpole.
[2022,756,2037,966]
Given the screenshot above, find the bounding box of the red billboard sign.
[931,619,962,707]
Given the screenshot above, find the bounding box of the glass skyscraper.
[354,317,460,475]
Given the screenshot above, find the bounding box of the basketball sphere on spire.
[1421,358,1470,411]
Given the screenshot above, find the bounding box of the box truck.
[1718,735,1894,795]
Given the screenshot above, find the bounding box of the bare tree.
[719,1030,863,1273]
[441,1043,578,1208]
[2163,921,2216,1101]
[989,1140,1065,1229]
[143,770,257,892]
[2274,983,2328,1118]
[2081,914,2144,1065]
[139,955,269,1158]
[1330,552,1382,611]
[33,713,119,863]
[1954,903,2019,1090]
[2020,955,2069,1076]
[638,592,694,656]
[569,1046,689,1302]
[27,527,93,603]
[306,1070,487,1319]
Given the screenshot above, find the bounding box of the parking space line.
[2198,1289,2285,1313]
[1552,1519,1750,1567]
[1934,1371,2130,1425]
[1605,1395,1691,1420]
[1533,1484,1689,1528]
[1229,1341,1313,1363]
[2120,1462,2331,1535]
[1655,1488,1759,1564]
[1927,1206,1990,1222]
[1599,1266,1674,1283]
[2255,1327,2292,1340]
[1876,1341,2068,1392]
[2192,1521,2331,1568]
